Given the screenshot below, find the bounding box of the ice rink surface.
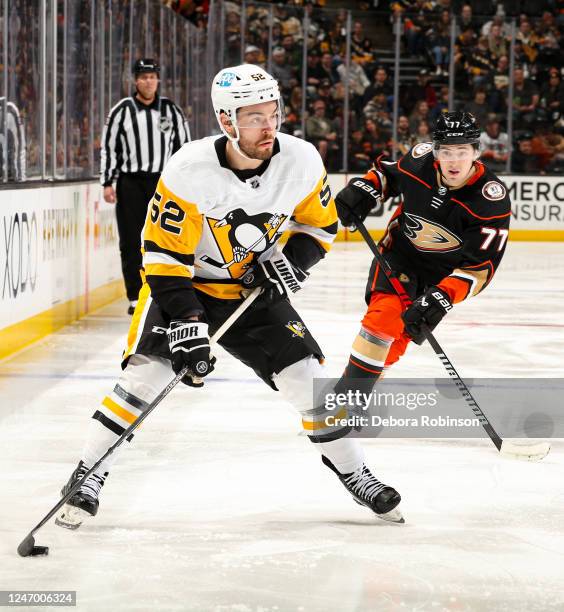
[1,242,563,612]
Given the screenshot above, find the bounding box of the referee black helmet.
[133,58,160,76]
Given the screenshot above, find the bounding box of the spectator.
[362,66,393,106]
[466,88,491,127]
[516,20,539,65]
[540,68,564,124]
[351,21,374,65]
[531,119,557,170]
[394,114,414,156]
[480,118,509,172]
[485,54,510,114]
[306,49,327,91]
[327,22,347,57]
[243,45,264,68]
[286,85,303,120]
[281,34,302,68]
[535,11,561,68]
[278,6,303,41]
[336,59,370,112]
[363,92,392,134]
[458,4,477,34]
[225,8,242,65]
[511,133,543,173]
[349,128,373,171]
[467,36,495,88]
[455,25,478,63]
[271,47,296,95]
[319,52,338,85]
[427,9,451,75]
[430,85,450,121]
[413,119,431,144]
[511,66,540,127]
[487,23,509,60]
[544,131,564,174]
[316,79,336,117]
[403,1,433,58]
[363,117,381,143]
[481,13,510,38]
[400,68,437,115]
[408,99,431,132]
[305,100,339,168]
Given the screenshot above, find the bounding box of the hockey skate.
[322,455,404,523]
[55,461,106,530]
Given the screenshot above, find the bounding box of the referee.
[101,58,191,314]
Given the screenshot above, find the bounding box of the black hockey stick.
[17,287,263,558]
[353,218,550,462]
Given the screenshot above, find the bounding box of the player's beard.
[239,136,275,161]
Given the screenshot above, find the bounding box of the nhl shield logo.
[159,116,172,132]
[286,321,306,338]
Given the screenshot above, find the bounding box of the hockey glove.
[335,171,383,228]
[401,286,452,345]
[167,320,215,387]
[241,252,308,304]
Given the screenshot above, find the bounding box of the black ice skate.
[55,461,106,530]
[322,455,404,523]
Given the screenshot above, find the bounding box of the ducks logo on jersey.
[201,209,287,278]
[404,212,462,253]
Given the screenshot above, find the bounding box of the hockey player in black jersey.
[335,111,511,388]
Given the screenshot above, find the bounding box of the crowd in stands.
[175,0,563,174]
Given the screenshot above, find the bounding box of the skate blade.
[377,507,405,524]
[55,504,90,530]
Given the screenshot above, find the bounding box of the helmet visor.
[434,144,476,161]
[235,101,284,131]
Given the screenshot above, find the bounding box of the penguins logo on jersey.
[404,212,462,252]
[201,209,287,278]
[286,321,306,338]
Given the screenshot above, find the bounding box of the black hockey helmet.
[133,58,160,76]
[433,111,481,146]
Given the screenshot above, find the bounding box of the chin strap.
[221,123,256,162]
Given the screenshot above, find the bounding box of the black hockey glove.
[167,320,215,387]
[335,173,383,228]
[241,252,308,304]
[401,286,452,345]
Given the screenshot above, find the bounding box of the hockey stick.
[352,218,550,462]
[17,287,263,558]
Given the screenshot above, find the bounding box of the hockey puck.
[30,546,49,556]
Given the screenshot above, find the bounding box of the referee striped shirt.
[0,97,26,182]
[100,94,190,186]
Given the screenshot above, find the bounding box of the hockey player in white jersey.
[56,65,403,529]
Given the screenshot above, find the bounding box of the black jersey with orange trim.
[140,132,337,319]
[374,142,511,303]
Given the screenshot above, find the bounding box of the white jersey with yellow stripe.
[142,132,337,301]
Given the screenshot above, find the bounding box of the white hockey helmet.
[211,64,282,156]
